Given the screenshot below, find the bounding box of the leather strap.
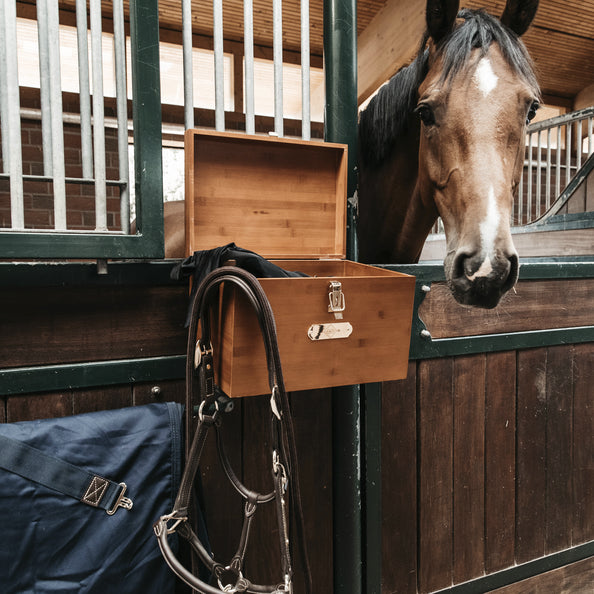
[155,266,312,594]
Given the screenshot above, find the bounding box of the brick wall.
[0,119,122,231]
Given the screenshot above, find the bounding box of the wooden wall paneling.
[0,286,188,368]
[484,351,517,574]
[545,345,574,554]
[72,385,133,414]
[0,397,5,422]
[418,357,454,593]
[381,362,418,594]
[6,392,73,422]
[516,348,548,564]
[132,379,186,406]
[572,343,594,546]
[242,394,282,583]
[198,399,244,568]
[289,389,333,592]
[453,355,486,583]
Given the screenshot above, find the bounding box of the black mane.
[358,9,540,168]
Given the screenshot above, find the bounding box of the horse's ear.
[500,0,539,36]
[426,0,459,44]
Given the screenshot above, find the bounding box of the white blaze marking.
[474,57,498,97]
[468,186,500,280]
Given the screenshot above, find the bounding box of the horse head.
[358,0,540,309]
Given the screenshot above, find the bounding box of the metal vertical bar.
[90,0,107,231]
[536,130,541,216]
[76,0,93,179]
[273,0,283,137]
[576,119,582,171]
[113,0,130,233]
[37,0,53,175]
[47,0,67,230]
[182,0,194,130]
[213,0,225,131]
[588,116,593,157]
[555,126,561,200]
[300,0,310,140]
[324,0,363,592]
[545,128,551,211]
[244,0,255,134]
[527,132,533,223]
[518,166,523,224]
[565,122,572,189]
[0,0,24,229]
[129,0,164,255]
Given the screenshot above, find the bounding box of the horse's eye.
[526,101,540,124]
[415,104,436,126]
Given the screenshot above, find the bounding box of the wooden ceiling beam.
[357,0,426,105]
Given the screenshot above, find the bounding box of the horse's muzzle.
[446,250,519,309]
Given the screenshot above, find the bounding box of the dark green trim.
[129,0,164,258]
[0,260,182,287]
[435,540,594,594]
[324,0,364,590]
[362,383,382,594]
[0,233,164,259]
[0,356,186,396]
[0,0,164,259]
[381,261,594,359]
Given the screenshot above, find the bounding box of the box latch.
[328,281,346,319]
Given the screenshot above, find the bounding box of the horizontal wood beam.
[357,0,425,105]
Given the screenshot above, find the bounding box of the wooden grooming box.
[185,129,415,397]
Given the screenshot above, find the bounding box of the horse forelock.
[358,8,540,170]
[438,9,540,94]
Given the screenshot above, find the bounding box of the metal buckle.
[106,482,133,515]
[194,340,213,368]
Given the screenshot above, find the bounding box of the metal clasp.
[328,281,345,317]
[194,340,213,368]
[106,482,133,515]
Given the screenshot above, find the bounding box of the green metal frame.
[395,259,594,360]
[0,0,164,259]
[323,0,367,591]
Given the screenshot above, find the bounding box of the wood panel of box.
[185,130,416,397]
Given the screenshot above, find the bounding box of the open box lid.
[184,129,348,260]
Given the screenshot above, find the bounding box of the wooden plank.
[572,343,594,546]
[289,389,333,592]
[453,354,486,583]
[485,351,517,573]
[516,348,547,564]
[357,0,425,104]
[490,555,594,594]
[242,394,282,584]
[72,385,132,414]
[420,227,594,261]
[381,362,418,594]
[418,279,594,339]
[545,345,574,555]
[418,357,454,593]
[6,392,72,422]
[0,286,188,368]
[199,399,244,567]
[132,379,186,406]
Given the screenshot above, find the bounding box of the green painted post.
[323,0,365,592]
[129,0,164,258]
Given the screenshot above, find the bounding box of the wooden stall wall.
[381,344,594,593]
[0,279,334,592]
